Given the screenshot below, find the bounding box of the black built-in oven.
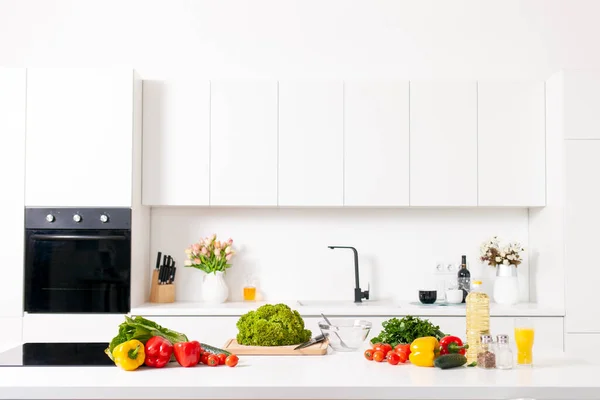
[24,208,131,313]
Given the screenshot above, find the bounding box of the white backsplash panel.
[150,208,529,303]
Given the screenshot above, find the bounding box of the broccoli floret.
[236,303,312,346]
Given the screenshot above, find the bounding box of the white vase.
[202,271,229,304]
[493,265,519,305]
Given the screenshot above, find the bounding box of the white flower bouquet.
[184,234,235,274]
[480,236,524,267]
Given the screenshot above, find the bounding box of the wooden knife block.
[149,269,175,303]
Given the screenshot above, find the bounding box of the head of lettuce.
[236,303,312,346]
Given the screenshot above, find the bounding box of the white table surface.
[0,350,596,400]
[131,300,564,317]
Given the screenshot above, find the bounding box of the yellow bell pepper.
[112,339,145,371]
[408,336,439,367]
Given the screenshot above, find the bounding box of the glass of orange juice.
[243,275,257,301]
[514,317,535,366]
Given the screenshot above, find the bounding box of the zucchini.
[201,342,231,356]
[434,354,467,369]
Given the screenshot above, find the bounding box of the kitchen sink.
[296,300,398,307]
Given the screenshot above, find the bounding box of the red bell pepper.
[144,336,174,368]
[439,336,468,356]
[174,340,202,367]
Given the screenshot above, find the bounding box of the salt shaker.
[495,334,513,370]
[477,334,496,369]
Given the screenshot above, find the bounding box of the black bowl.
[419,290,437,304]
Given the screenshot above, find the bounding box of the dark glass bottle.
[457,255,471,303]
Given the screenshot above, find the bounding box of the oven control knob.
[73,214,82,223]
[45,214,55,223]
[100,214,109,223]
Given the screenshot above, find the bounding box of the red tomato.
[225,354,239,367]
[217,353,227,365]
[387,352,400,365]
[200,352,210,365]
[206,354,219,367]
[396,350,408,364]
[372,350,385,362]
[364,349,374,361]
[395,344,411,356]
[371,342,382,349]
[381,344,393,355]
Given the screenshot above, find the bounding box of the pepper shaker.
[477,334,496,369]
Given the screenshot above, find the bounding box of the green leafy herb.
[236,303,311,346]
[467,361,477,367]
[105,316,189,360]
[369,316,446,347]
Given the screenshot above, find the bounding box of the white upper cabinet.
[143,80,210,206]
[0,69,26,317]
[563,70,600,139]
[26,68,136,207]
[344,81,409,206]
[278,81,343,206]
[409,81,478,206]
[210,80,277,206]
[565,140,600,332]
[478,81,546,206]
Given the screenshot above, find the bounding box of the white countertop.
[131,300,564,317]
[0,351,597,399]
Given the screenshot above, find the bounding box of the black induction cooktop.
[0,343,115,366]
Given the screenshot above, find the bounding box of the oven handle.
[30,234,128,241]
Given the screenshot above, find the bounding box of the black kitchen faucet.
[327,246,370,303]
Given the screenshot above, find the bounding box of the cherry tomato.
[217,353,227,365]
[395,344,411,357]
[371,342,382,349]
[387,352,400,365]
[206,354,219,367]
[381,344,393,355]
[372,350,385,362]
[364,349,374,361]
[397,350,408,363]
[200,352,210,365]
[225,354,239,367]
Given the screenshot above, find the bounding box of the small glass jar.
[495,334,513,370]
[477,334,496,369]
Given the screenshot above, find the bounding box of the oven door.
[24,229,131,313]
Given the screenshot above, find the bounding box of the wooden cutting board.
[222,339,328,355]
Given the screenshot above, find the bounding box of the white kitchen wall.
[1,0,600,80]
[151,208,529,303]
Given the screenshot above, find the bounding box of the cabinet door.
[0,68,26,317]
[565,141,600,332]
[210,80,277,206]
[26,68,133,207]
[344,81,409,206]
[478,82,546,206]
[279,81,343,206]
[564,70,600,139]
[409,81,477,206]
[0,317,22,350]
[566,333,599,359]
[143,80,210,205]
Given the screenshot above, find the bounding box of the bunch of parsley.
[370,316,446,346]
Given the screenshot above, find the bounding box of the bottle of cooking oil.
[465,280,490,364]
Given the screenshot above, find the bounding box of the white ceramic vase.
[493,264,519,305]
[202,271,229,304]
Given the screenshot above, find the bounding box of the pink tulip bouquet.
[184,234,235,274]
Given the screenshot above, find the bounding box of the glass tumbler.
[243,275,257,301]
[514,317,535,366]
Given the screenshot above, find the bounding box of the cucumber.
[200,342,231,356]
[434,354,467,369]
